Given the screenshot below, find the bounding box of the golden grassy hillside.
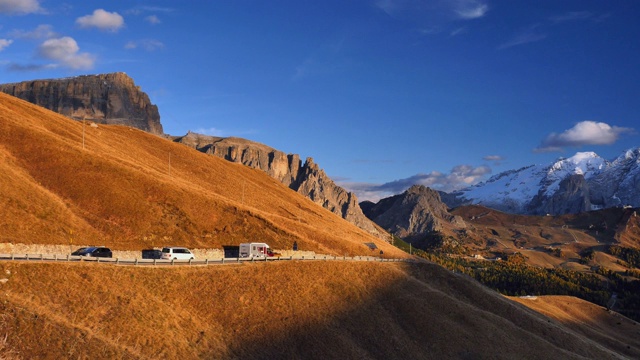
[0,260,637,359]
[512,295,640,359]
[0,92,404,257]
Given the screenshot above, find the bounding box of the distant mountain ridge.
[172,132,387,240]
[443,149,640,215]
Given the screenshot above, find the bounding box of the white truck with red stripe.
[239,242,274,258]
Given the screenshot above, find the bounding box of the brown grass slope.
[512,295,640,359]
[453,205,640,247]
[0,92,404,257]
[451,205,640,271]
[1,261,638,359]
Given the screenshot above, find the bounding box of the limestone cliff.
[0,73,163,135]
[173,132,389,241]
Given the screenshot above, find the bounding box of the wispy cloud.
[374,0,397,16]
[418,27,442,36]
[0,39,13,51]
[76,9,125,32]
[145,15,161,25]
[483,155,504,162]
[340,164,492,202]
[534,121,636,153]
[194,127,226,137]
[374,0,488,29]
[0,0,44,15]
[453,0,488,20]
[498,24,547,49]
[449,27,467,37]
[125,6,174,16]
[292,39,347,81]
[549,11,592,23]
[7,62,55,71]
[9,24,57,39]
[500,10,608,50]
[125,39,165,51]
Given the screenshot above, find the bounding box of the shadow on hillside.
[216,262,639,360]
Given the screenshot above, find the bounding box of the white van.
[161,247,195,260]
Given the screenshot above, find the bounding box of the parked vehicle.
[71,246,112,258]
[239,242,275,258]
[141,249,162,259]
[222,245,240,258]
[161,247,195,260]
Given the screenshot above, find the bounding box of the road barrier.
[0,253,413,266]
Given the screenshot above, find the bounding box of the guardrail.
[0,253,412,266]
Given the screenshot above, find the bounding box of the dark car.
[71,246,112,258]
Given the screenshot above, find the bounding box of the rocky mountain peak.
[362,185,466,242]
[0,73,163,135]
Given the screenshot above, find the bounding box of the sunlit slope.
[0,261,636,359]
[0,92,403,256]
[512,295,640,359]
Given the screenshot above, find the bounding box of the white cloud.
[145,15,161,24]
[483,155,504,162]
[194,127,225,137]
[0,39,13,51]
[10,24,57,39]
[340,164,492,202]
[535,121,636,153]
[125,39,165,51]
[453,0,488,19]
[37,36,95,70]
[76,9,124,32]
[0,0,42,15]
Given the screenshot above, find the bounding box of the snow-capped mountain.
[444,148,640,215]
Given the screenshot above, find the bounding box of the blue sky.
[1,0,638,202]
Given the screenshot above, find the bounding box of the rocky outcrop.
[528,174,591,215]
[361,185,466,242]
[0,73,163,135]
[173,132,389,241]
